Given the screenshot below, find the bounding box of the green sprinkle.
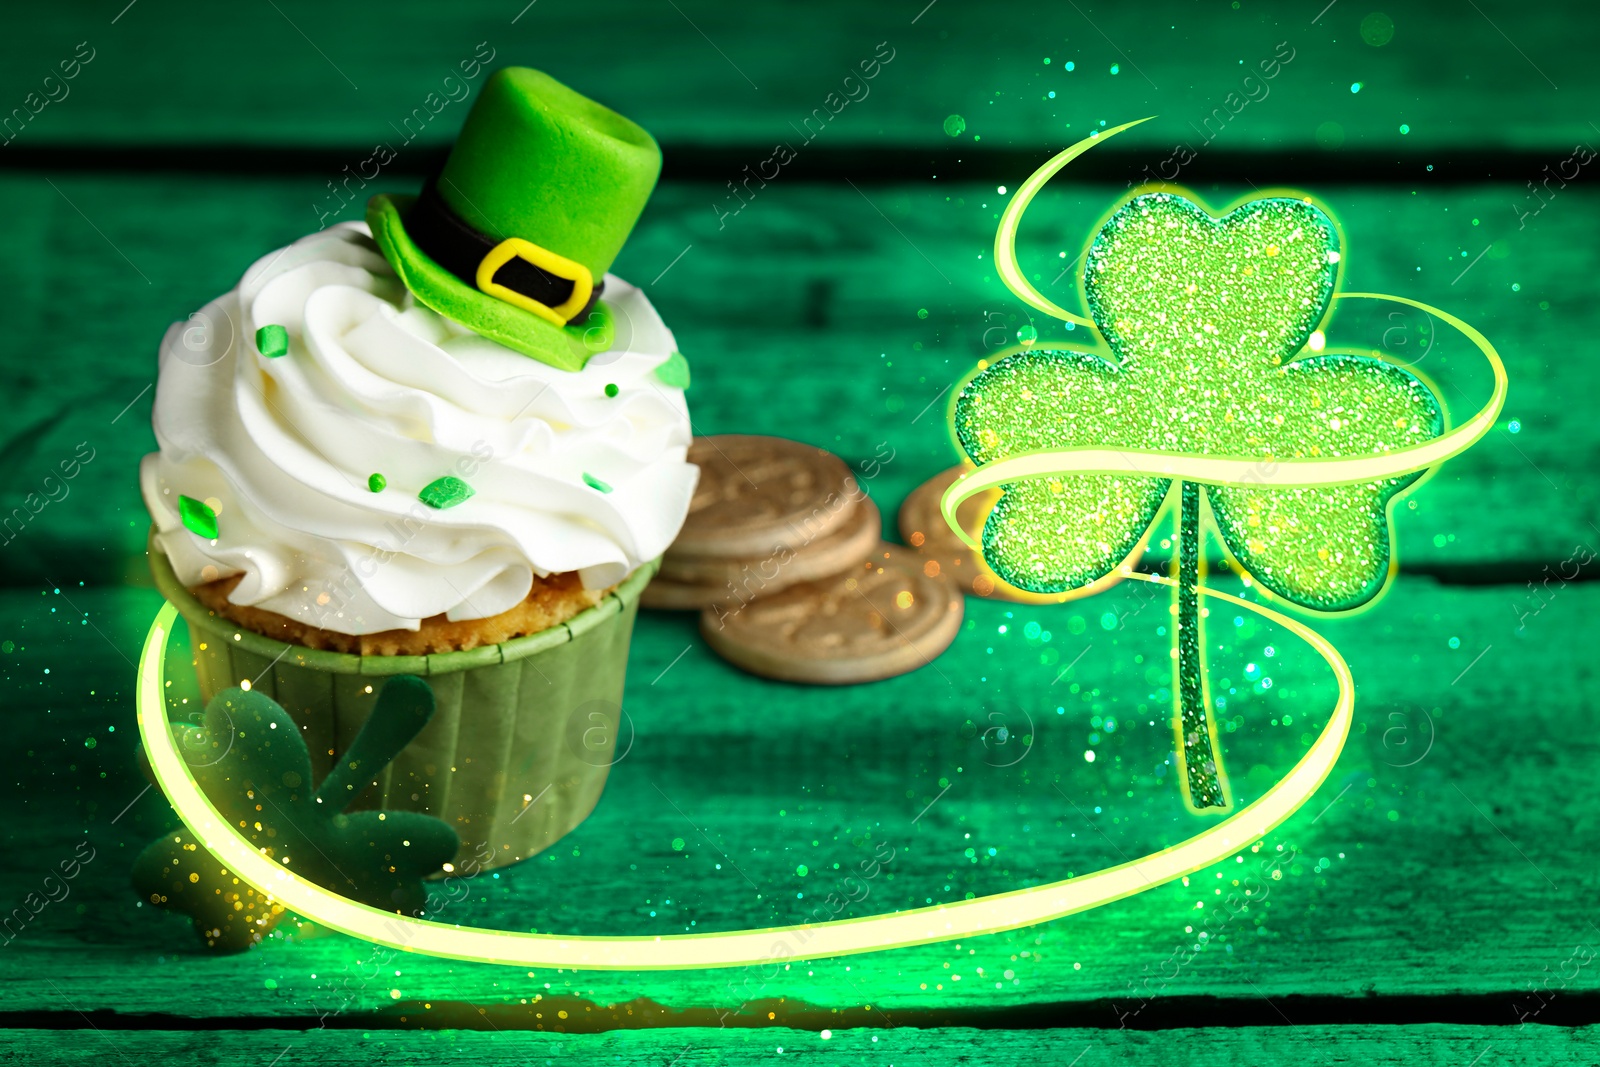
[653,350,691,390]
[367,472,387,493]
[582,472,612,493]
[255,324,289,358]
[604,383,619,398]
[418,476,475,509]
[178,495,218,540]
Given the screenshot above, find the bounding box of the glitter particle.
[1360,12,1395,46]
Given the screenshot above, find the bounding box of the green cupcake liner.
[149,539,656,871]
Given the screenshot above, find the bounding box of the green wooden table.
[3,2,1597,1062]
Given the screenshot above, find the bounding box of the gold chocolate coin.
[699,544,963,685]
[671,436,859,558]
[660,495,881,587]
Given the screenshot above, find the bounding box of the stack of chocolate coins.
[642,435,880,611]
[643,436,963,684]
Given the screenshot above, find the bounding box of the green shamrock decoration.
[133,675,459,952]
[956,191,1442,811]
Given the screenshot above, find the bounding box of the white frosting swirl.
[140,222,695,636]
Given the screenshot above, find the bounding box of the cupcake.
[139,68,696,870]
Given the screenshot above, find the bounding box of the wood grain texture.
[0,571,1590,1020]
[0,6,1587,1046]
[0,1,1589,154]
[4,1025,1599,1066]
[0,175,1586,586]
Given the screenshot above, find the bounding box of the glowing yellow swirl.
[942,291,1507,546]
[953,112,1507,544]
[137,582,1350,971]
[132,119,1392,971]
[994,115,1155,328]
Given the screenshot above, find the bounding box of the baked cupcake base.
[150,537,656,873]
[189,571,612,656]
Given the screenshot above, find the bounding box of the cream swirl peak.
[140,223,695,636]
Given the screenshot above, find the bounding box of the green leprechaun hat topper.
[368,67,662,371]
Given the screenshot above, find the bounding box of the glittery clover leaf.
[957,192,1442,610]
[956,191,1442,812]
[133,675,458,952]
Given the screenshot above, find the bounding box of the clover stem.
[1176,481,1228,811]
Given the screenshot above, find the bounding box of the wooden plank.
[0,1,1589,155]
[0,174,1586,585]
[4,1025,1600,1065]
[0,573,1593,1018]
